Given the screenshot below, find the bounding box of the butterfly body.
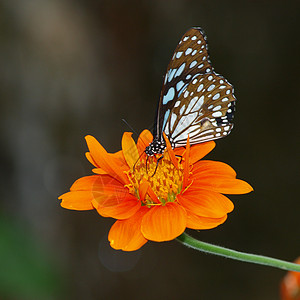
[147,27,236,155]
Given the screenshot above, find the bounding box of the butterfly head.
[145,138,166,156]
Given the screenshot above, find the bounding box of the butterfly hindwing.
[163,72,235,146]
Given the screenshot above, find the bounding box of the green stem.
[176,232,300,272]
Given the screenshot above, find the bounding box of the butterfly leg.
[151,155,164,177]
[133,151,145,171]
[175,154,183,163]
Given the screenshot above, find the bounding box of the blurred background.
[1,0,299,299]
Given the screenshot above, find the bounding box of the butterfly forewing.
[164,27,213,82]
[155,27,213,135]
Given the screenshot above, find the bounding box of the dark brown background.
[1,0,299,299]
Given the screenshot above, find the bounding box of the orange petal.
[190,141,215,165]
[59,191,94,210]
[108,207,149,251]
[92,196,140,220]
[186,210,227,229]
[86,150,125,169]
[192,177,253,194]
[92,168,108,175]
[138,180,148,201]
[192,160,237,178]
[111,150,126,163]
[173,146,185,157]
[163,132,179,169]
[280,257,300,300]
[138,179,160,204]
[91,151,126,175]
[85,152,98,168]
[88,176,141,219]
[122,132,139,169]
[70,175,99,191]
[137,129,153,155]
[177,189,234,218]
[85,135,129,184]
[141,203,187,242]
[182,136,190,189]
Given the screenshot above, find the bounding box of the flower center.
[127,153,183,206]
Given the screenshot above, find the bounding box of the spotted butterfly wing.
[145,27,236,155]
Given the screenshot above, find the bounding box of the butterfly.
[145,27,236,156]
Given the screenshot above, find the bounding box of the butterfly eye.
[148,27,236,154]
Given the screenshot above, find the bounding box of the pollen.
[127,153,183,207]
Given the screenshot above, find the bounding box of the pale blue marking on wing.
[162,109,170,130]
[176,80,185,92]
[178,83,188,97]
[175,63,186,78]
[162,87,175,105]
[168,68,177,82]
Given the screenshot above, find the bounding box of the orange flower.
[59,130,253,251]
[281,258,300,300]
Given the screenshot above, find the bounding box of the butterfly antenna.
[122,119,139,138]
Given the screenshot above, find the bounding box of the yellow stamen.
[127,153,184,207]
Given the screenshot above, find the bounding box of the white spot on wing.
[207,84,215,91]
[170,113,177,129]
[212,105,221,111]
[185,48,192,55]
[176,51,183,59]
[186,96,199,113]
[183,90,189,98]
[199,130,214,136]
[197,84,204,92]
[192,96,204,112]
[190,60,197,68]
[212,93,220,100]
[212,111,222,118]
[172,112,198,139]
[180,105,185,115]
